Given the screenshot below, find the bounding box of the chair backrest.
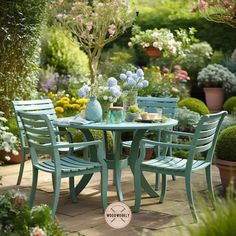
[137,97,178,118]
[18,111,60,167]
[186,111,227,170]
[12,99,56,130]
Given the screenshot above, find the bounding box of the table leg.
[129,129,158,198]
[75,130,97,195]
[113,131,124,201]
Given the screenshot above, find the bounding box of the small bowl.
[140,112,149,120]
[148,113,159,120]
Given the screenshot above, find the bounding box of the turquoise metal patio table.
[53,117,178,201]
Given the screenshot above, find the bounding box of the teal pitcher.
[85,96,102,122]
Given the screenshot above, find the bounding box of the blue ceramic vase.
[85,96,102,122]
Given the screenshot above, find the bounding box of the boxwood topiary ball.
[223,96,236,114]
[215,125,236,162]
[178,97,209,115]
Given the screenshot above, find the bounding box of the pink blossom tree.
[193,0,236,28]
[52,0,135,84]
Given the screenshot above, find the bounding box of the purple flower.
[137,82,144,89]
[107,77,118,87]
[127,77,136,87]
[119,73,127,80]
[136,68,144,77]
[142,80,149,87]
[126,71,132,77]
[110,86,121,98]
[78,84,90,98]
[132,73,138,81]
[78,87,87,98]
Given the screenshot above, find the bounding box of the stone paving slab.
[0,159,223,236]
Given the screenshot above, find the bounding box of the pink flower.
[31,227,46,236]
[162,67,170,74]
[198,0,209,9]
[108,24,116,36]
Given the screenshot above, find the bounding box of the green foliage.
[127,104,142,114]
[210,50,225,64]
[71,129,113,153]
[215,125,236,161]
[178,97,209,115]
[99,46,137,78]
[0,0,48,118]
[187,193,236,236]
[0,190,64,235]
[40,27,89,76]
[175,107,201,132]
[223,97,236,115]
[177,42,213,80]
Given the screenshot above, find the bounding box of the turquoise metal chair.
[12,99,73,185]
[122,96,178,189]
[18,111,107,217]
[133,111,227,222]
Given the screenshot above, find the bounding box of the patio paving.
[0,158,223,236]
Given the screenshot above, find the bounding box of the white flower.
[4,156,11,161]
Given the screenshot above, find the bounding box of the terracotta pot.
[144,47,161,58]
[215,158,236,190]
[203,87,224,113]
[0,148,21,164]
[123,147,154,160]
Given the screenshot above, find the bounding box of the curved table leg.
[113,131,124,201]
[75,130,97,195]
[129,129,158,198]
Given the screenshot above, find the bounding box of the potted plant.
[128,25,182,58]
[215,125,236,191]
[125,104,142,122]
[0,111,20,164]
[197,63,236,112]
[0,190,64,235]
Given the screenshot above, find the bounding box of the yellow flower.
[55,106,64,113]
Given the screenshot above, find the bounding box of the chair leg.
[159,174,167,203]
[185,175,198,222]
[205,166,215,202]
[133,165,142,213]
[155,173,160,190]
[16,148,27,185]
[51,175,61,218]
[101,167,108,211]
[29,167,38,207]
[69,177,77,203]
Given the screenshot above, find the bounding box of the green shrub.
[215,125,236,161]
[40,27,89,76]
[177,42,213,80]
[0,0,48,117]
[223,97,236,114]
[175,107,201,132]
[178,97,209,115]
[71,129,113,153]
